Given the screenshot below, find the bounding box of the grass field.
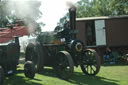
[4,64,128,85]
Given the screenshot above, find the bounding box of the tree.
[76,0,128,18]
[110,0,128,15]
[57,13,69,26]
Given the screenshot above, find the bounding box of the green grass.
[4,65,128,85]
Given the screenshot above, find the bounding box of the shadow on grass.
[68,72,119,85]
[38,68,119,85]
[38,67,57,78]
[4,71,42,85]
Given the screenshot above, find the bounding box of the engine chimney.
[69,5,76,39]
[69,5,76,30]
[15,36,19,45]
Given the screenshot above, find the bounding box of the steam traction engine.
[25,6,101,79]
[0,22,35,85]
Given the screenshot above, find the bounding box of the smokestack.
[15,36,19,45]
[69,5,76,39]
[69,5,76,30]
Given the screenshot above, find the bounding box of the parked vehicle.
[0,25,35,85]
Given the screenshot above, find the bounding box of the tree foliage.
[76,0,128,18]
[57,13,69,26]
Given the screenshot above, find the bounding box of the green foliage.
[57,13,69,26]
[76,0,128,18]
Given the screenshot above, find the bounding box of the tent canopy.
[0,26,29,43]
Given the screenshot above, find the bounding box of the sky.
[38,0,79,31]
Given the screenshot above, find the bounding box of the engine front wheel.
[55,51,74,80]
[80,49,101,75]
[24,61,35,79]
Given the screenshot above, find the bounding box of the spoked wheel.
[0,66,5,85]
[24,61,35,79]
[80,49,101,75]
[25,43,43,72]
[55,51,74,80]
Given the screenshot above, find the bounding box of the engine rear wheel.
[0,66,4,85]
[24,61,35,79]
[25,43,43,72]
[55,51,74,80]
[35,42,44,70]
[80,49,101,75]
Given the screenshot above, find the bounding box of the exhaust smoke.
[3,0,42,34]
